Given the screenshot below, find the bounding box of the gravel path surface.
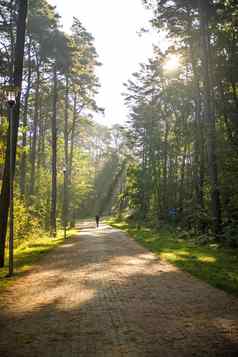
[0,221,238,357]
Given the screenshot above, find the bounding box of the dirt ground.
[0,221,238,357]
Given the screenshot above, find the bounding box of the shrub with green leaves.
[222,222,238,248]
[13,194,40,246]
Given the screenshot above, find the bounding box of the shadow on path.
[0,221,238,357]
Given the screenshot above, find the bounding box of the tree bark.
[198,0,221,235]
[69,92,77,184]
[63,75,69,227]
[29,66,40,197]
[0,0,28,267]
[179,143,187,215]
[163,120,169,219]
[19,34,32,197]
[50,64,57,237]
[187,9,205,219]
[36,94,43,171]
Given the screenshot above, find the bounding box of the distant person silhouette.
[95,215,100,228]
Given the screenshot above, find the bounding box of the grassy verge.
[106,218,238,296]
[0,228,77,291]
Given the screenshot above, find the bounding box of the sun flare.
[164,54,180,71]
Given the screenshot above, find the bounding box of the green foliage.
[0,0,103,267]
[75,125,129,218]
[13,193,40,244]
[221,222,238,248]
[122,0,238,242]
[0,116,8,166]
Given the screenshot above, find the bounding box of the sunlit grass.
[106,218,238,296]
[198,256,216,263]
[0,228,77,291]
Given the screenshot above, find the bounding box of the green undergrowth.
[0,228,77,291]
[106,218,238,296]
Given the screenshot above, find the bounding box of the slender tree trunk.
[29,67,40,197]
[50,65,58,237]
[219,80,238,151]
[9,0,15,80]
[142,131,149,219]
[199,0,221,235]
[192,70,205,215]
[156,135,162,220]
[187,12,205,218]
[38,109,47,170]
[231,78,238,140]
[42,115,47,168]
[163,121,169,218]
[0,0,28,267]
[63,75,69,226]
[69,93,77,184]
[231,80,238,113]
[64,76,69,166]
[179,143,187,215]
[19,35,31,197]
[36,94,43,171]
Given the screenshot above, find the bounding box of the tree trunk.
[219,80,238,150]
[198,0,221,235]
[19,35,32,197]
[29,66,40,197]
[38,107,47,169]
[187,10,205,218]
[179,143,187,215]
[191,61,205,216]
[63,75,69,227]
[163,120,169,219]
[141,131,148,219]
[36,94,43,171]
[50,65,58,237]
[0,0,28,267]
[69,92,77,184]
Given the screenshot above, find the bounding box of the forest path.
[0,221,238,357]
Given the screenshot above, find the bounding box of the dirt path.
[0,222,238,357]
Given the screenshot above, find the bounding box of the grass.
[106,218,238,296]
[0,228,77,291]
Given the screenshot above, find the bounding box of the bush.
[13,194,41,246]
[195,234,214,245]
[221,222,238,248]
[177,230,191,240]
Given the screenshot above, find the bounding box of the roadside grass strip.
[107,218,238,296]
[0,229,77,291]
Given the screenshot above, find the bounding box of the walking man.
[95,215,100,228]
